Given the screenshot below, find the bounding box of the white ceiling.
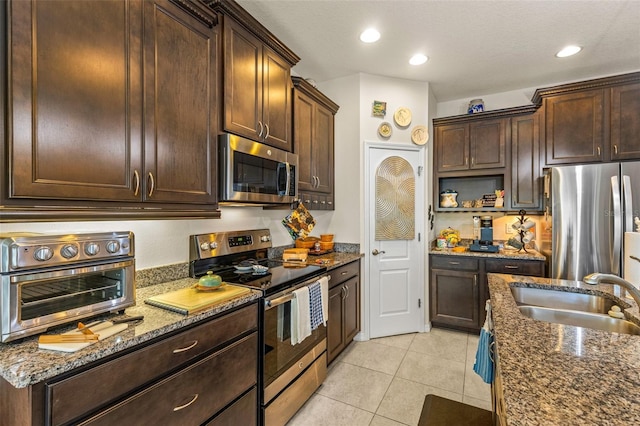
[236,0,640,102]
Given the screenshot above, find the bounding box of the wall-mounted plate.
[411,125,428,145]
[393,107,412,127]
[378,122,392,138]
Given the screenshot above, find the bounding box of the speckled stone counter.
[430,247,545,261]
[0,279,260,389]
[488,273,640,425]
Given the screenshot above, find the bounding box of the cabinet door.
[327,285,345,363]
[262,46,292,151]
[511,114,541,210]
[293,90,315,192]
[544,89,604,164]
[9,0,142,201]
[436,124,469,172]
[313,104,334,194]
[610,83,640,160]
[430,268,480,330]
[143,0,218,204]
[343,277,361,343]
[223,19,262,142]
[469,118,507,169]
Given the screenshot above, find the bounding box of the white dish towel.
[291,286,311,345]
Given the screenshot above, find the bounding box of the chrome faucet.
[583,273,640,308]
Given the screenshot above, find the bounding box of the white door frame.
[362,141,427,341]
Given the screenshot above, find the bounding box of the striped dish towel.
[308,281,324,330]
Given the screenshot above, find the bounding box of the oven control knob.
[200,242,210,250]
[210,242,218,250]
[260,235,270,242]
[106,240,120,253]
[85,242,100,256]
[33,246,53,262]
[60,244,79,259]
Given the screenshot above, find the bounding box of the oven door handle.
[265,293,294,309]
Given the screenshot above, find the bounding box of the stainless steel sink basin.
[518,306,640,335]
[510,286,617,314]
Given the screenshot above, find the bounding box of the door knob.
[372,249,386,256]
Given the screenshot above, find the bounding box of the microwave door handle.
[284,161,291,197]
[623,175,633,233]
[611,176,622,275]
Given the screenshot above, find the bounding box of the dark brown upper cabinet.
[541,89,605,165]
[292,77,339,210]
[532,72,640,165]
[610,82,640,160]
[510,113,541,210]
[435,118,508,173]
[214,1,300,152]
[4,0,221,220]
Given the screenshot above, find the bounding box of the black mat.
[418,394,493,426]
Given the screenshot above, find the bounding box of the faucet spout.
[583,273,640,308]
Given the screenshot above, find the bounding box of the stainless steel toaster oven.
[0,232,136,342]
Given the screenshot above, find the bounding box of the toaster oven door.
[1,259,135,342]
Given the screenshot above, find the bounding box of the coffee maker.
[470,215,499,253]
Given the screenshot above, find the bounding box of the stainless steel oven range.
[0,232,135,342]
[190,229,328,426]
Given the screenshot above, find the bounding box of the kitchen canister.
[468,98,484,114]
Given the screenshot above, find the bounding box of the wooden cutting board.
[145,284,251,315]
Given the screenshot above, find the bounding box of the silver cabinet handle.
[597,146,601,156]
[614,145,618,155]
[173,340,198,353]
[148,172,155,197]
[264,123,270,140]
[372,249,385,255]
[133,170,140,196]
[341,286,346,299]
[448,261,460,265]
[173,394,198,411]
[473,275,478,287]
[257,121,264,138]
[504,265,519,270]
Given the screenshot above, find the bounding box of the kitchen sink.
[510,286,617,314]
[518,306,640,335]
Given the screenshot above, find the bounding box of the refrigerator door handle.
[623,175,633,233]
[611,176,622,275]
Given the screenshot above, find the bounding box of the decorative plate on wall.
[411,125,428,145]
[378,122,392,138]
[393,107,412,127]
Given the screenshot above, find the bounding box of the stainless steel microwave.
[218,134,298,205]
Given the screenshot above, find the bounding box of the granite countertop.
[304,251,364,268]
[430,247,546,261]
[488,273,640,425]
[0,279,261,389]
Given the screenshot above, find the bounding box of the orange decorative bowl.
[295,236,319,249]
[320,234,334,242]
[319,241,334,251]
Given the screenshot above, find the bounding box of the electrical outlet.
[505,223,514,234]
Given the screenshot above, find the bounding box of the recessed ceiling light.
[360,28,380,43]
[409,54,428,65]
[556,45,582,58]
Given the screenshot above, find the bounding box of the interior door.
[366,143,425,338]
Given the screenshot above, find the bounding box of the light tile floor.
[288,328,491,426]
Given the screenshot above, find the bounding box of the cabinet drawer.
[328,260,360,288]
[486,259,544,276]
[430,256,479,271]
[79,333,257,426]
[204,388,257,426]
[48,303,258,425]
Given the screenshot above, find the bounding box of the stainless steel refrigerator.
[550,162,640,280]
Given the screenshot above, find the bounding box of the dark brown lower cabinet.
[429,255,545,332]
[0,303,259,426]
[327,260,361,363]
